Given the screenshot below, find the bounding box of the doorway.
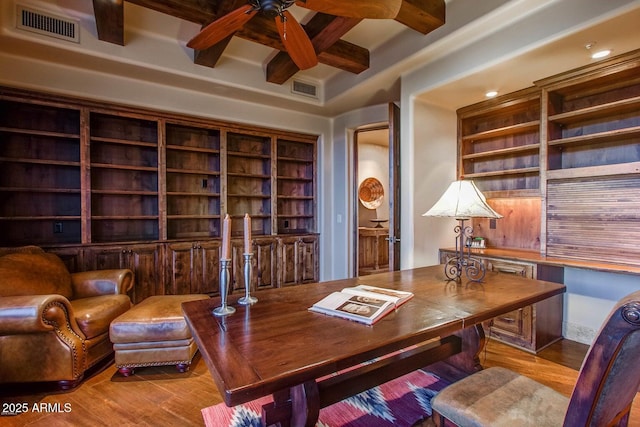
[353,103,401,276]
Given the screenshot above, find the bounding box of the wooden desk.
[182,265,565,426]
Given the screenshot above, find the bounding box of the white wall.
[403,99,458,269]
[563,268,640,344]
[357,143,389,227]
[331,104,390,279]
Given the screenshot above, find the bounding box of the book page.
[342,285,413,305]
[309,292,394,324]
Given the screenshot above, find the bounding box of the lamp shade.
[422,180,503,220]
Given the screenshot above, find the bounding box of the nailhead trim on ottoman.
[109,294,209,376]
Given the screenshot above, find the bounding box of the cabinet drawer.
[491,305,533,343]
[485,258,535,278]
[483,258,537,350]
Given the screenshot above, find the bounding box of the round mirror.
[358,177,384,209]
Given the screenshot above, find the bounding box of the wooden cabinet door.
[254,238,277,290]
[86,244,163,303]
[278,236,300,287]
[489,305,534,348]
[166,241,221,296]
[165,242,197,295]
[48,247,84,273]
[278,235,318,286]
[230,237,277,293]
[230,240,247,295]
[298,235,318,284]
[485,258,536,350]
[197,240,221,295]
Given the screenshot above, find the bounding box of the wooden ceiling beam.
[238,15,369,76]
[126,0,219,25]
[318,40,369,74]
[91,1,445,82]
[396,0,446,34]
[193,0,247,68]
[92,0,125,45]
[267,14,363,84]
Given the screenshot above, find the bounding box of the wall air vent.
[291,80,318,99]
[16,4,79,43]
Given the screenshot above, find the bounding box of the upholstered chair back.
[0,249,73,298]
[564,290,640,426]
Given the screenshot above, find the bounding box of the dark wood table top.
[182,265,565,408]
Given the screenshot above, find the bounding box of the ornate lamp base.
[444,219,486,282]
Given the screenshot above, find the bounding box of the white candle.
[244,213,252,254]
[222,214,231,260]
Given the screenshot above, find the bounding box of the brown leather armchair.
[0,246,134,389]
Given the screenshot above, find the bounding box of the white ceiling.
[1,0,639,116]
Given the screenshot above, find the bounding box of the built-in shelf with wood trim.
[165,122,221,240]
[0,86,320,302]
[458,87,541,197]
[0,100,82,245]
[89,112,159,243]
[226,131,272,236]
[276,138,316,234]
[536,48,640,265]
[538,57,640,179]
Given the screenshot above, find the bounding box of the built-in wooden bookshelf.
[458,87,541,197]
[89,112,160,243]
[0,100,82,245]
[165,122,221,240]
[0,86,319,302]
[539,55,640,179]
[457,49,640,268]
[536,49,640,264]
[276,138,316,234]
[226,131,273,236]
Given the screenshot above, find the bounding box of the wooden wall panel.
[472,197,541,250]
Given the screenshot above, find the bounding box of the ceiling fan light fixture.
[255,0,295,18]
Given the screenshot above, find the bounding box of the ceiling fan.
[187,0,402,70]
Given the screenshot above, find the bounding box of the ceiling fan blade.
[187,4,257,50]
[296,0,402,19]
[275,11,318,70]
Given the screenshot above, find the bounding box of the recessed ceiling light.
[485,91,498,98]
[591,49,611,59]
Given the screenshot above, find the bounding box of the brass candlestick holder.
[213,259,236,316]
[238,253,258,305]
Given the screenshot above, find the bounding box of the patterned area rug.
[201,369,449,427]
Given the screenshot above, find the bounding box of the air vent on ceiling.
[16,4,79,43]
[291,80,318,99]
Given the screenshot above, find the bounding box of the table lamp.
[423,180,502,282]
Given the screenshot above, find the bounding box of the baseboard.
[563,322,596,345]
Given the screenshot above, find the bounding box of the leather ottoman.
[109,294,209,376]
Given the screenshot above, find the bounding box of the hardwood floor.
[1,339,639,426]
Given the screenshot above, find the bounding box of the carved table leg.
[443,323,485,375]
[262,380,320,427]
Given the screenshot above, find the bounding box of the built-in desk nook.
[439,247,640,353]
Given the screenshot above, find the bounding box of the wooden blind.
[547,175,640,266]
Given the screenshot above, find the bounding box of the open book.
[309,285,414,325]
